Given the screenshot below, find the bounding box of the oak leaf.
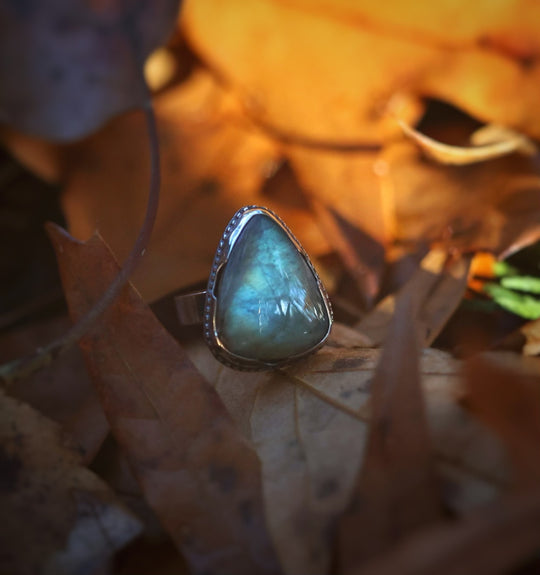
[48,224,282,575]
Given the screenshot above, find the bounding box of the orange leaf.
[182,0,540,141]
[61,71,328,302]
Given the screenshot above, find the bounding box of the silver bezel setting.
[204,205,333,371]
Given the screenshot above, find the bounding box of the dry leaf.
[0,390,142,575]
[48,224,282,575]
[349,489,540,575]
[338,294,444,569]
[464,353,540,489]
[62,70,328,301]
[521,318,540,357]
[399,120,537,165]
[181,326,509,574]
[389,139,540,255]
[0,315,108,463]
[178,0,540,282]
[181,333,367,575]
[273,0,540,58]
[356,248,471,346]
[309,198,387,308]
[0,0,180,140]
[181,0,540,142]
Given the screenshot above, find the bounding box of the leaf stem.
[0,94,160,387]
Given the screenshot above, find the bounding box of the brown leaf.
[338,294,444,570]
[309,198,387,308]
[390,139,540,255]
[0,0,180,140]
[182,325,508,574]
[464,353,540,489]
[0,390,142,575]
[181,331,368,575]
[48,224,282,575]
[356,248,471,346]
[0,315,108,463]
[349,489,540,575]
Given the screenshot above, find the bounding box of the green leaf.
[501,275,540,294]
[483,283,540,320]
[493,261,519,277]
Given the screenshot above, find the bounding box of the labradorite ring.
[175,206,333,371]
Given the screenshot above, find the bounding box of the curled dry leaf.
[0,390,142,575]
[47,224,282,575]
[0,0,180,140]
[182,324,509,574]
[398,120,537,165]
[464,353,540,489]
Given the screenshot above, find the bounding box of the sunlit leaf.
[182,0,540,141]
[62,71,327,302]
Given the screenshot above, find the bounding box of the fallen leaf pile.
[1,1,540,574]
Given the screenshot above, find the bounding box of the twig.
[0,88,160,387]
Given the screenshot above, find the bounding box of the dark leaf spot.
[0,446,22,492]
[208,464,237,493]
[317,478,339,499]
[332,357,367,371]
[238,499,254,525]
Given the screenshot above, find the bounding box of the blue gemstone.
[215,213,331,362]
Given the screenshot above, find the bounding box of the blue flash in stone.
[206,207,332,369]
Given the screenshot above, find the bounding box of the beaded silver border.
[203,205,333,371]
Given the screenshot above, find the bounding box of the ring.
[175,205,333,370]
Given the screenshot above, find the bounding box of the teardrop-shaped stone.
[215,214,330,362]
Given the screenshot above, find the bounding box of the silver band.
[175,290,207,325]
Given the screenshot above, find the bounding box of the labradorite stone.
[215,214,330,362]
